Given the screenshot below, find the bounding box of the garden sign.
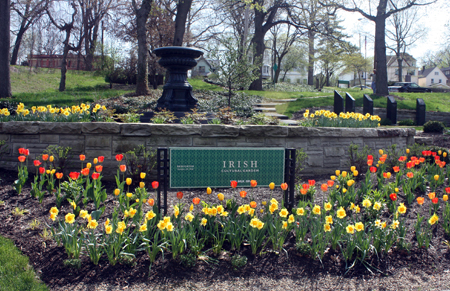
[169,147,285,188]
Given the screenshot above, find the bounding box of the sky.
[338,0,449,66]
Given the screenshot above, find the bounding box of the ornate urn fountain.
[153,46,204,113]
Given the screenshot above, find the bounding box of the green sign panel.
[170,147,285,188]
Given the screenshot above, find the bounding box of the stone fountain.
[154,46,203,114]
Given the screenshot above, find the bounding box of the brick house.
[27,54,100,70]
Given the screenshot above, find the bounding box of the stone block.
[264,138,286,147]
[2,121,39,134]
[148,124,201,136]
[39,122,82,134]
[112,137,147,153]
[84,150,111,160]
[147,136,192,147]
[240,126,288,137]
[201,125,239,137]
[324,147,345,157]
[236,138,265,147]
[192,137,217,146]
[11,134,39,143]
[40,134,60,144]
[285,138,308,149]
[0,134,10,142]
[121,124,153,136]
[305,151,324,167]
[85,135,112,149]
[60,138,85,154]
[82,122,120,134]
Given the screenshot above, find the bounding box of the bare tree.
[324,0,435,95]
[131,0,153,95]
[0,0,11,97]
[47,2,83,91]
[10,0,48,65]
[386,6,425,82]
[269,23,301,83]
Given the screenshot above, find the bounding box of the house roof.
[418,67,437,77]
[386,53,416,67]
[441,67,450,72]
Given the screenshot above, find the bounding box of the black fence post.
[416,98,426,126]
[345,92,355,113]
[363,94,373,115]
[157,148,169,215]
[386,96,397,125]
[334,90,344,115]
[284,149,296,211]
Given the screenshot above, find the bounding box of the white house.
[191,56,218,77]
[386,54,418,83]
[418,67,448,87]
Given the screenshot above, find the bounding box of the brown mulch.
[2,132,450,290]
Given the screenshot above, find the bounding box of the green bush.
[231,254,247,270]
[423,120,445,133]
[380,118,392,126]
[398,119,415,126]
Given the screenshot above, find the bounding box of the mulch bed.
[2,132,450,290]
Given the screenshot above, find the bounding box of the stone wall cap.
[82,122,121,134]
[148,124,201,135]
[39,122,83,134]
[201,124,239,137]
[1,121,39,134]
[240,125,288,137]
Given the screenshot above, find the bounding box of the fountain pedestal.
[154,46,203,113]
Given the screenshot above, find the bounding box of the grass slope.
[0,235,48,291]
[4,66,133,107]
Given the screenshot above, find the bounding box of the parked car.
[388,82,431,93]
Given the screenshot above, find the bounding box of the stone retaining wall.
[0,122,415,177]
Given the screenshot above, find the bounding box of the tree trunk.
[397,57,403,82]
[10,22,27,66]
[172,0,192,46]
[59,30,71,92]
[0,0,12,97]
[374,0,389,95]
[307,30,315,86]
[248,9,265,91]
[135,0,152,96]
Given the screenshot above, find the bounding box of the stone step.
[253,107,277,112]
[414,136,434,145]
[254,103,283,107]
[263,112,289,120]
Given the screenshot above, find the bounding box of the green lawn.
[4,66,133,107]
[0,236,48,291]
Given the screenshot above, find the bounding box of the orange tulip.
[55,172,63,179]
[42,154,49,161]
[148,198,155,206]
[250,180,257,187]
[321,184,328,191]
[417,197,424,205]
[79,154,86,161]
[95,165,103,173]
[240,191,247,198]
[280,183,288,190]
[406,172,414,178]
[428,192,436,200]
[18,156,26,163]
[120,165,126,172]
[193,197,201,205]
[177,191,183,199]
[81,168,90,176]
[250,201,257,208]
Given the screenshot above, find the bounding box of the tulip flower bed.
[2,146,450,289]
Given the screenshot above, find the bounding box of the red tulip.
[81,168,90,176]
[92,172,100,180]
[18,148,25,155]
[432,197,439,204]
[398,156,407,162]
[23,149,29,156]
[393,166,400,172]
[39,167,45,174]
[119,165,126,172]
[230,180,237,188]
[367,155,373,160]
[152,181,159,189]
[95,165,103,173]
[369,166,377,173]
[177,191,183,199]
[42,154,49,161]
[98,156,105,163]
[389,193,397,201]
[18,156,26,163]
[115,154,123,161]
[302,183,310,190]
[327,180,334,187]
[240,191,247,198]
[193,197,201,205]
[69,172,80,180]
[445,187,450,194]
[280,183,288,190]
[33,160,41,167]
[308,180,316,186]
[79,154,86,161]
